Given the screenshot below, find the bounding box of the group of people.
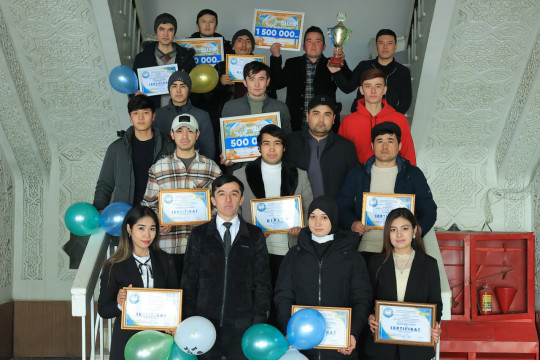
[95,9,441,360]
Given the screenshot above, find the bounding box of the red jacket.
[338,99,416,165]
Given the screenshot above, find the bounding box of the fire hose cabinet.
[436,231,538,359]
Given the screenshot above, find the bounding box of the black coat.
[132,42,196,109]
[270,54,351,131]
[97,251,178,360]
[283,129,358,200]
[366,251,442,360]
[181,217,271,329]
[274,228,372,359]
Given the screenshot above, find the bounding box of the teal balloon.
[168,342,197,360]
[125,330,174,360]
[64,202,100,236]
[241,324,289,360]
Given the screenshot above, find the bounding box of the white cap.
[171,114,199,132]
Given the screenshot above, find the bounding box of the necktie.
[135,257,153,287]
[223,222,232,256]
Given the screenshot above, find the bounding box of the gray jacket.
[93,126,174,210]
[221,94,292,134]
[155,99,216,159]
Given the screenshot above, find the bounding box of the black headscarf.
[308,196,339,234]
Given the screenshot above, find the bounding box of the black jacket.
[93,126,175,210]
[337,156,437,235]
[132,42,196,109]
[334,58,412,114]
[181,217,271,329]
[98,251,178,360]
[274,228,372,359]
[283,129,358,200]
[366,251,442,359]
[270,54,351,131]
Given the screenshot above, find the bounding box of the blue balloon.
[168,342,197,360]
[99,202,132,236]
[109,65,138,94]
[286,309,326,350]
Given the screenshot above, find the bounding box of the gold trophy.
[327,12,352,67]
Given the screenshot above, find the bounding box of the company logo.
[231,58,238,65]
[369,198,378,207]
[383,307,393,318]
[142,71,150,78]
[164,195,173,204]
[257,203,266,212]
[129,293,140,304]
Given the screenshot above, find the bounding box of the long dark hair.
[381,208,425,265]
[104,206,163,268]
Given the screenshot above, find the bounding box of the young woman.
[274,196,372,359]
[98,206,178,360]
[365,208,442,360]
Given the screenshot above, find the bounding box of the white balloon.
[279,348,309,359]
[174,316,217,356]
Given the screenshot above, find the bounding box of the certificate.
[251,196,304,233]
[159,189,211,226]
[362,193,415,229]
[226,54,267,81]
[375,300,436,347]
[253,9,304,51]
[176,37,224,66]
[292,306,351,349]
[121,288,182,331]
[220,112,281,163]
[137,64,178,96]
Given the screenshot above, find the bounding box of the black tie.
[223,222,232,256]
[135,257,153,287]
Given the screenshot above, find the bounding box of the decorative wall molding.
[0,148,14,289]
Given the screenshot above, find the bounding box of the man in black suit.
[181,174,271,359]
[269,26,350,131]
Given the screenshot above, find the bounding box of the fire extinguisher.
[479,284,493,315]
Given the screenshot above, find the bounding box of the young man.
[93,95,174,212]
[338,68,416,165]
[283,95,358,200]
[221,61,292,133]
[133,13,196,109]
[330,29,412,114]
[155,70,215,159]
[337,122,436,257]
[189,9,233,54]
[270,26,351,131]
[232,124,312,291]
[142,114,222,281]
[181,174,271,359]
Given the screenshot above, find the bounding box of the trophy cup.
[327,12,352,67]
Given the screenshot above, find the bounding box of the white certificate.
[362,193,415,229]
[226,55,267,81]
[251,196,303,233]
[122,288,182,330]
[292,306,351,349]
[159,189,211,226]
[137,64,178,96]
[375,300,436,347]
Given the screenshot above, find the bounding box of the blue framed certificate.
[158,189,211,226]
[176,37,224,66]
[220,112,281,163]
[375,300,436,346]
[292,305,351,349]
[121,288,182,331]
[362,193,415,229]
[250,195,304,233]
[226,54,267,82]
[253,9,304,51]
[137,64,178,96]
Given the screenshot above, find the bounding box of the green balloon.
[125,330,174,360]
[241,324,289,360]
[168,342,197,360]
[64,202,100,236]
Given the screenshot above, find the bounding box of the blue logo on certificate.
[164,195,173,204]
[231,58,237,65]
[257,203,266,212]
[369,198,378,207]
[383,307,393,318]
[129,293,140,304]
[142,71,150,78]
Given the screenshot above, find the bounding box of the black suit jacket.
[98,251,178,360]
[365,251,442,360]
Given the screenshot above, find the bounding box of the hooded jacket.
[338,99,416,165]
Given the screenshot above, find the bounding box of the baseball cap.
[171,114,199,132]
[307,94,336,112]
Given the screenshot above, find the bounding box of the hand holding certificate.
[253,9,304,51]
[362,193,415,229]
[122,288,182,331]
[251,196,304,233]
[159,189,211,226]
[137,64,178,96]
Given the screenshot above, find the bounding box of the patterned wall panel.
[0,146,14,289]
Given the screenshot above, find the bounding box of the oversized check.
[159,189,211,226]
[122,288,182,330]
[292,306,351,349]
[251,196,304,233]
[220,112,281,163]
[253,9,304,51]
[137,64,178,96]
[375,300,436,347]
[176,37,224,66]
[226,54,267,81]
[362,193,415,229]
